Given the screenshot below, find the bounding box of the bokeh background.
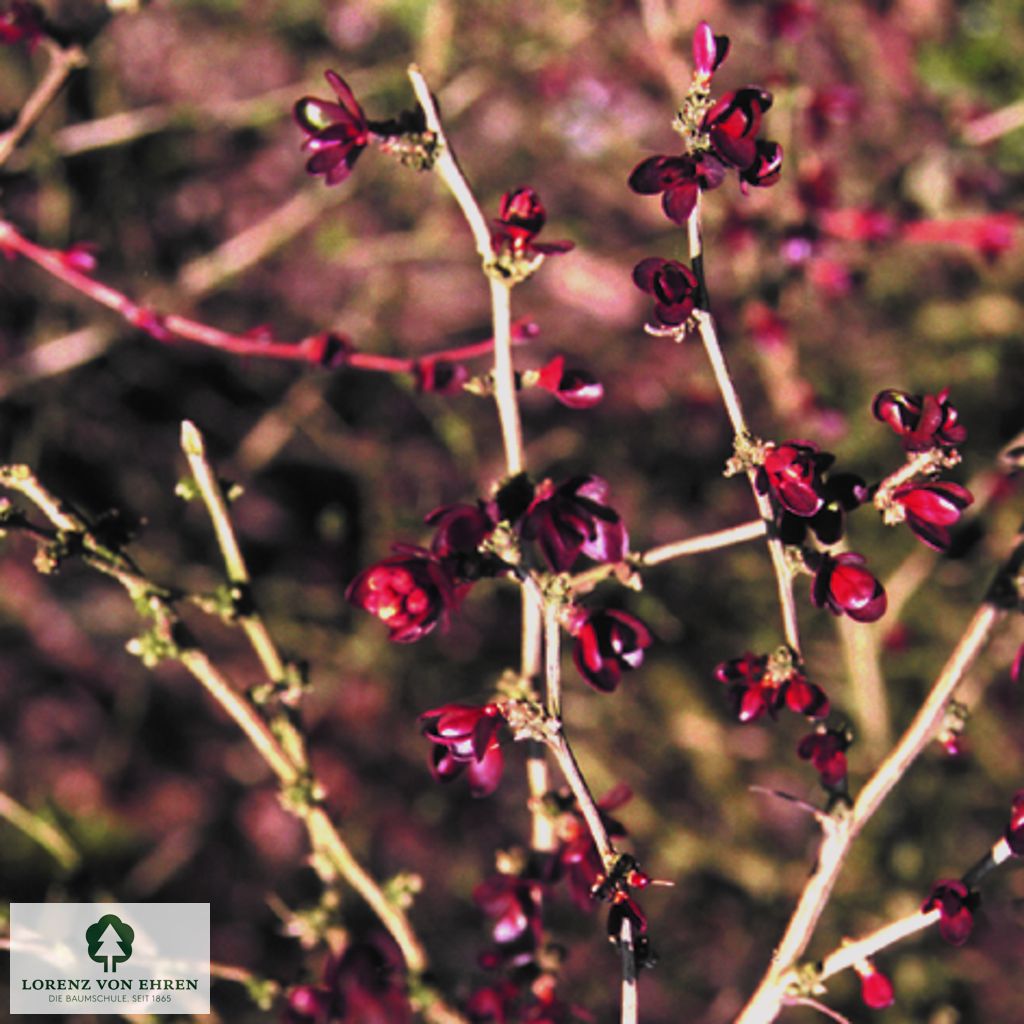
[2,0,1024,1021]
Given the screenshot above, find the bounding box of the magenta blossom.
[420,703,504,797]
[570,608,652,693]
[534,356,603,409]
[715,652,829,722]
[520,476,628,573]
[873,388,966,451]
[811,551,887,623]
[797,727,849,790]
[632,257,700,326]
[757,441,832,517]
[294,71,371,186]
[346,548,456,642]
[628,153,727,225]
[889,480,973,551]
[426,502,496,564]
[703,87,783,187]
[491,188,574,259]
[922,879,977,945]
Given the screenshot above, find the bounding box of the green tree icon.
[85,914,135,973]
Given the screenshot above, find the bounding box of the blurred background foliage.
[2,0,1024,1021]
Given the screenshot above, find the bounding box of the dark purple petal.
[628,154,696,195]
[662,182,700,224]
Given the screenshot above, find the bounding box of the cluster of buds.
[872,389,973,551]
[629,22,782,224]
[714,647,829,723]
[294,71,431,185]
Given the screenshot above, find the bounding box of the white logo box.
[10,903,210,1015]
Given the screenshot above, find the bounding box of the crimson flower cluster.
[568,607,651,693]
[628,21,782,227]
[294,70,426,186]
[810,551,887,624]
[715,651,828,723]
[796,726,850,792]
[754,440,886,622]
[872,388,973,551]
[887,480,973,551]
[631,258,700,327]
[491,188,574,261]
[519,476,628,573]
[420,703,505,797]
[873,388,967,452]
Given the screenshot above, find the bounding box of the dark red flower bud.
[692,21,730,77]
[534,356,604,409]
[797,728,849,789]
[715,652,829,722]
[1005,790,1024,856]
[922,879,977,945]
[811,552,887,623]
[491,187,574,258]
[855,961,895,1009]
[872,388,966,451]
[520,476,628,573]
[420,703,504,797]
[783,673,830,718]
[890,481,973,551]
[346,550,455,642]
[570,608,652,693]
[426,503,496,561]
[632,257,700,326]
[628,154,726,225]
[758,441,832,517]
[294,70,371,186]
[704,87,774,172]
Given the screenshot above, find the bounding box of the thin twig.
[180,421,287,685]
[406,64,525,475]
[0,41,87,168]
[686,201,802,653]
[544,599,563,721]
[817,909,939,983]
[640,519,767,565]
